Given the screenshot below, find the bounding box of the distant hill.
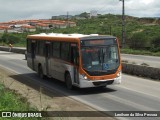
[138,17,160,25]
[52,13,160,50]
[0,13,159,51]
[52,15,73,19]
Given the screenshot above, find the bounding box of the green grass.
[0,83,43,120]
[121,48,160,56]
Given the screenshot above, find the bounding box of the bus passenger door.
[31,41,36,70]
[71,44,79,84]
[45,42,51,76]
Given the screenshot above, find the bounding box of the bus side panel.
[49,58,80,86]
[34,55,46,75]
[50,58,63,81]
[50,59,71,81]
[27,53,34,70]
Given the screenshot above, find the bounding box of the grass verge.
[0,83,44,120]
[121,48,160,56]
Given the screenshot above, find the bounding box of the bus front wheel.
[65,73,73,90]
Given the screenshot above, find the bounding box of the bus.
[26,33,122,89]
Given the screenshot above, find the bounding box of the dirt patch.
[0,67,115,120]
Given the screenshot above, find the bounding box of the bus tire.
[65,73,73,90]
[38,65,45,79]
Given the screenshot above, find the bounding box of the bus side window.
[27,39,31,53]
[36,41,39,55]
[44,43,50,58]
[31,41,36,58]
[36,41,44,56]
[52,42,60,58]
[61,42,71,62]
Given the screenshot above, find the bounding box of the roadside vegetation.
[121,48,160,56]
[0,13,160,56]
[0,83,43,120]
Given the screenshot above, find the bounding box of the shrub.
[128,32,149,49]
[1,33,20,44]
[150,35,160,52]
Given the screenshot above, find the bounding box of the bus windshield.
[81,45,119,75]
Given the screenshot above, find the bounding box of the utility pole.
[67,11,69,28]
[120,0,126,48]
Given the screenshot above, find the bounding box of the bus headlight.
[116,71,121,78]
[84,76,88,80]
[82,74,88,80]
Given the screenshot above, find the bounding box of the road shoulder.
[0,67,114,120]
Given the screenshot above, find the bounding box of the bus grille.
[93,80,114,86]
[85,69,117,76]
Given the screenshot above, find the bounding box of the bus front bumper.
[78,73,122,88]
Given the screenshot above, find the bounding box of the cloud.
[125,0,160,17]
[0,0,159,22]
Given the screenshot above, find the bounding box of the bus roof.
[27,33,116,40]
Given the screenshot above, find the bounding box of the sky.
[0,0,160,22]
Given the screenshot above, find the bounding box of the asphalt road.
[121,54,160,68]
[0,51,160,120]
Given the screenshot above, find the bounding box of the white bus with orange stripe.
[26,33,122,89]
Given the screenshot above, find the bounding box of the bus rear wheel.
[38,65,45,79]
[65,73,73,90]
